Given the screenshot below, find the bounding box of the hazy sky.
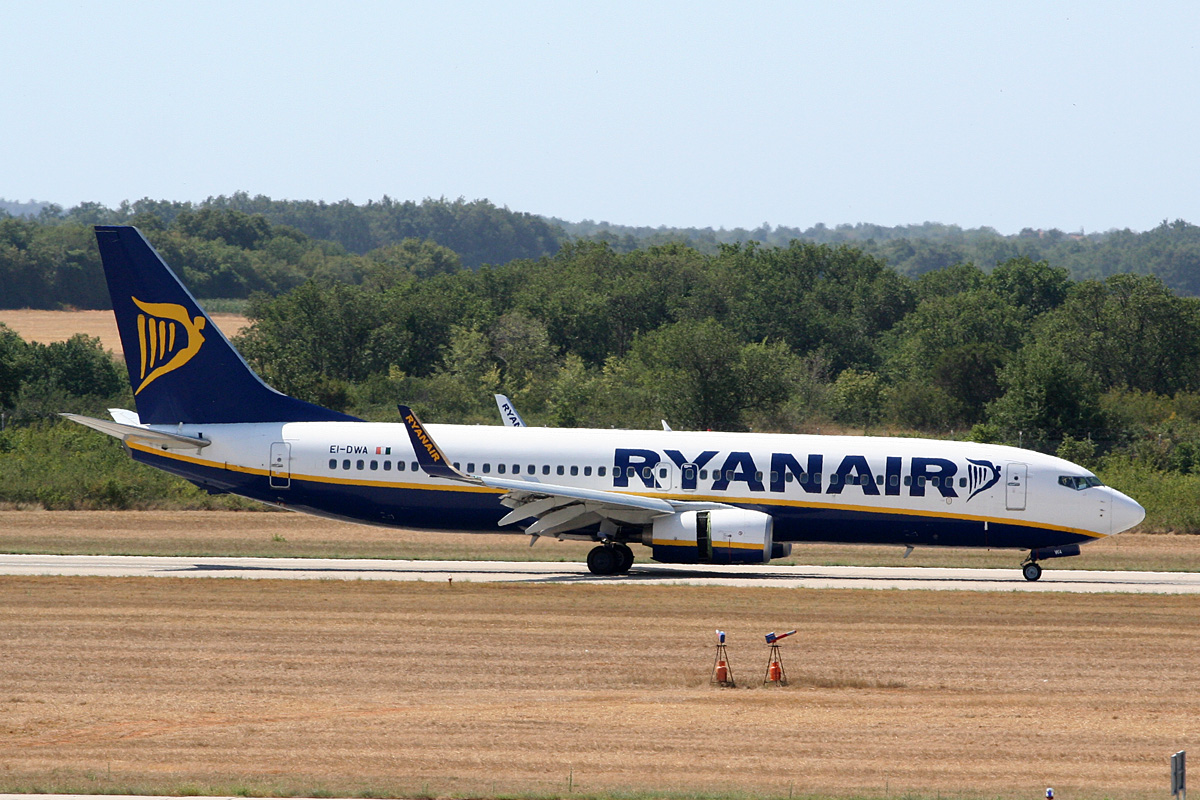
[3,1,1198,233]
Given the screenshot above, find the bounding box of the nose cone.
[1109,488,1146,534]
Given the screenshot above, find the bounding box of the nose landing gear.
[1021,544,1082,581]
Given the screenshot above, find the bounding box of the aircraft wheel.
[1022,562,1043,582]
[586,545,621,575]
[614,543,635,573]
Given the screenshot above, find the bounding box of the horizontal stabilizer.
[61,413,210,449]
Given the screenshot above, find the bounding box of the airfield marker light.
[763,629,795,686]
[1046,789,1054,800]
[710,630,735,688]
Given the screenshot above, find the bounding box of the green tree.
[985,342,1106,450]
[985,256,1070,316]
[625,320,796,430]
[1034,274,1200,394]
[236,282,403,406]
[830,369,890,433]
[0,324,31,409]
[364,238,462,286]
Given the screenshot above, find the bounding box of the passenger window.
[570,466,579,476]
[398,461,406,472]
[598,466,606,477]
[557,465,565,476]
[342,459,351,470]
[356,460,364,470]
[917,476,927,487]
[453,462,459,470]
[830,474,841,485]
[700,470,708,479]
[755,471,763,481]
[890,475,899,486]
[483,463,491,473]
[411,462,418,471]
[328,459,337,469]
[511,464,519,474]
[771,472,779,482]
[528,465,535,474]
[904,475,911,486]
[383,460,392,471]
[498,464,507,474]
[959,477,967,487]
[726,470,734,480]
[659,468,667,478]
[584,466,592,476]
[786,473,794,483]
[467,462,475,473]
[627,467,636,478]
[370,460,378,470]
[542,465,550,475]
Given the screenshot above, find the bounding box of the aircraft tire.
[587,545,621,576]
[1022,562,1043,582]
[614,543,635,573]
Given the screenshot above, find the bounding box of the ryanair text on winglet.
[405,414,443,463]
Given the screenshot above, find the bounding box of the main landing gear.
[586,542,634,575]
[1022,561,1043,582]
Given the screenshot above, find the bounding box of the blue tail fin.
[94,225,358,424]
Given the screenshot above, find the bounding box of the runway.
[1,553,1198,592]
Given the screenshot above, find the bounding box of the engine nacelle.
[650,509,775,565]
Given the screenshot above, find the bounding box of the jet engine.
[648,509,787,565]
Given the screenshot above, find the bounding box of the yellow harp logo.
[132,297,207,395]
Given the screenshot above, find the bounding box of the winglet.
[494,394,526,427]
[397,404,478,483]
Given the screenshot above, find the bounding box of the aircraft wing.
[398,404,727,536]
[61,412,211,450]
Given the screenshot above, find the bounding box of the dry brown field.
[1,513,1200,799]
[1,576,1198,800]
[3,509,1200,573]
[0,309,249,357]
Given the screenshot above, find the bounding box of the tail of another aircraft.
[94,225,358,425]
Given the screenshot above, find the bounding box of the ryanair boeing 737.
[65,226,1145,580]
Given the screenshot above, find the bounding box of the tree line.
[4,198,1200,309]
[555,217,1200,296]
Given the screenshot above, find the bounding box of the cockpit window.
[1058,475,1103,490]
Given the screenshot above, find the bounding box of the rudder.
[94,225,357,424]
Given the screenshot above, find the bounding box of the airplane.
[64,226,1146,581]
